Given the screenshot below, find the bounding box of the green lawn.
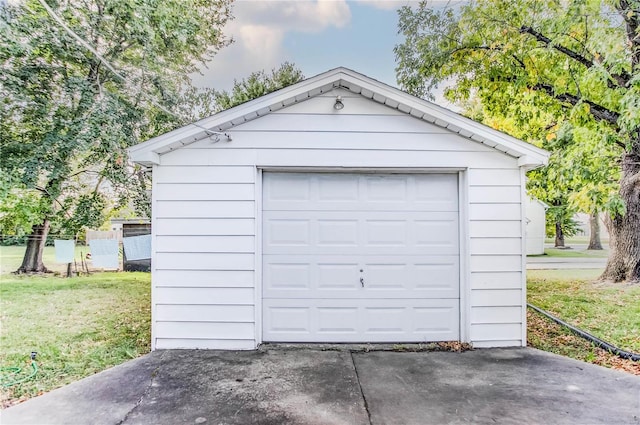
[527,269,640,354]
[544,236,610,245]
[0,245,96,275]
[0,272,150,408]
[530,247,610,258]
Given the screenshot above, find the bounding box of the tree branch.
[617,1,640,69]
[531,83,620,125]
[520,26,593,68]
[520,25,630,88]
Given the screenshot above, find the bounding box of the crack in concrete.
[350,351,373,425]
[116,352,165,425]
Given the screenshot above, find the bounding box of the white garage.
[129,67,548,350]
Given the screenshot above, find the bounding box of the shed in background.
[111,218,151,272]
[525,197,548,255]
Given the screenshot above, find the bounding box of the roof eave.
[129,67,550,166]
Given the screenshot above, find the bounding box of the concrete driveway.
[2,348,639,425]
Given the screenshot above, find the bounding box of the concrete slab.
[2,348,639,425]
[353,348,640,425]
[0,351,161,425]
[1,349,369,425]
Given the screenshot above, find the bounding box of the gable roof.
[129,67,549,168]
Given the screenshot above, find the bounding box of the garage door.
[262,172,460,343]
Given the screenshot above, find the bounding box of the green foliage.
[0,0,232,259]
[544,204,580,238]
[213,62,304,111]
[395,0,636,238]
[59,192,107,236]
[0,173,47,238]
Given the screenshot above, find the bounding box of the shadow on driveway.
[2,348,639,425]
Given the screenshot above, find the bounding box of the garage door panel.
[263,255,459,298]
[266,219,311,246]
[266,306,310,334]
[364,175,408,202]
[414,174,459,211]
[264,262,311,290]
[414,219,458,248]
[317,307,359,334]
[365,220,407,246]
[317,219,359,246]
[317,174,359,201]
[263,211,459,255]
[263,299,459,342]
[317,263,360,290]
[263,173,459,212]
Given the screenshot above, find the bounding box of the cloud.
[236,0,351,33]
[191,1,352,90]
[354,0,453,10]
[353,0,409,10]
[237,24,284,61]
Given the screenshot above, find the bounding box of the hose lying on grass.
[527,303,640,362]
[0,352,38,388]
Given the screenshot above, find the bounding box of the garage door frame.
[254,167,470,345]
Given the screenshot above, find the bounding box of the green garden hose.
[0,352,38,388]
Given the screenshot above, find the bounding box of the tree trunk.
[16,220,51,274]
[587,212,603,250]
[554,221,565,248]
[600,150,640,283]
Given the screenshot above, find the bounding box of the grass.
[527,269,640,374]
[0,245,97,275]
[0,272,151,408]
[532,247,609,258]
[544,236,610,245]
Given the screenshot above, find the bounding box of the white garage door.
[262,172,460,343]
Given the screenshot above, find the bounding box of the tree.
[213,62,304,111]
[395,0,640,282]
[0,0,232,273]
[461,91,585,248]
[526,123,619,248]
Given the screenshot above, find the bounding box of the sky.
[191,0,424,92]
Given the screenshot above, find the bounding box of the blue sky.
[191,0,421,92]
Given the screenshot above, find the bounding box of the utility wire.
[36,0,231,141]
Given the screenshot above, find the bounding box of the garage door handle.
[360,277,365,287]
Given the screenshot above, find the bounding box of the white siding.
[151,88,525,349]
[152,164,257,350]
[467,168,523,347]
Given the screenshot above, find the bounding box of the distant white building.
[525,197,548,255]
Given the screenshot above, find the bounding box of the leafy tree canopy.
[0,0,232,271]
[395,0,640,282]
[214,62,305,111]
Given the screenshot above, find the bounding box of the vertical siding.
[152,165,257,350]
[151,88,526,349]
